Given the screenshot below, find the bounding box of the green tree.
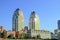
[0,32,3,38]
[3,30,7,38]
[18,33,27,39]
[36,35,41,39]
[51,38,58,40]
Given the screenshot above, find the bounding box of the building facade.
[24,26,28,30]
[27,30,52,39]
[29,11,40,30]
[12,8,24,32]
[54,29,58,38]
[7,30,16,38]
[57,20,60,40]
[58,20,60,29]
[0,26,4,33]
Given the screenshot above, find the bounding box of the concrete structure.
[17,30,27,38]
[55,29,60,40]
[54,29,58,38]
[29,11,40,30]
[24,26,28,30]
[7,30,27,38]
[57,29,60,40]
[18,30,27,34]
[7,30,16,38]
[12,8,24,32]
[0,26,4,33]
[58,20,60,29]
[27,30,52,39]
[54,29,60,39]
[51,33,55,39]
[53,20,60,40]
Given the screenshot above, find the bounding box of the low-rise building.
[57,29,60,40]
[6,30,16,38]
[17,30,27,38]
[0,26,4,33]
[27,30,52,39]
[54,29,58,38]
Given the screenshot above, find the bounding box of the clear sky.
[0,0,60,32]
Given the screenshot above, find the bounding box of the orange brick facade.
[0,26,4,33]
[0,26,27,38]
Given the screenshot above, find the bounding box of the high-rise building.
[57,20,60,40]
[29,11,40,30]
[12,8,24,32]
[58,20,60,29]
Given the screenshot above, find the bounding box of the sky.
[0,0,60,32]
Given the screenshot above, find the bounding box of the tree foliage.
[3,30,7,38]
[0,32,3,38]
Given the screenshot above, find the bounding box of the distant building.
[58,20,60,29]
[58,32,60,40]
[24,26,28,30]
[27,30,52,39]
[29,11,40,30]
[55,20,60,40]
[7,30,27,38]
[54,29,58,38]
[57,29,60,40]
[55,29,60,40]
[0,26,4,33]
[12,8,24,32]
[51,33,55,39]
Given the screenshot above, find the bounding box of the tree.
[18,33,27,39]
[3,30,7,38]
[0,32,3,38]
[32,37,35,39]
[51,38,58,40]
[36,35,41,39]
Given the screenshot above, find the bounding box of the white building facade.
[27,30,52,39]
[29,11,40,30]
[12,8,24,32]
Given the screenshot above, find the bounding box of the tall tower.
[29,11,40,30]
[12,8,24,32]
[58,20,60,29]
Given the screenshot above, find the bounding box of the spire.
[30,11,37,17]
[14,8,22,15]
[31,11,36,14]
[16,8,21,11]
[29,11,40,30]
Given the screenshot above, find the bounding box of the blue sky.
[0,0,60,32]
